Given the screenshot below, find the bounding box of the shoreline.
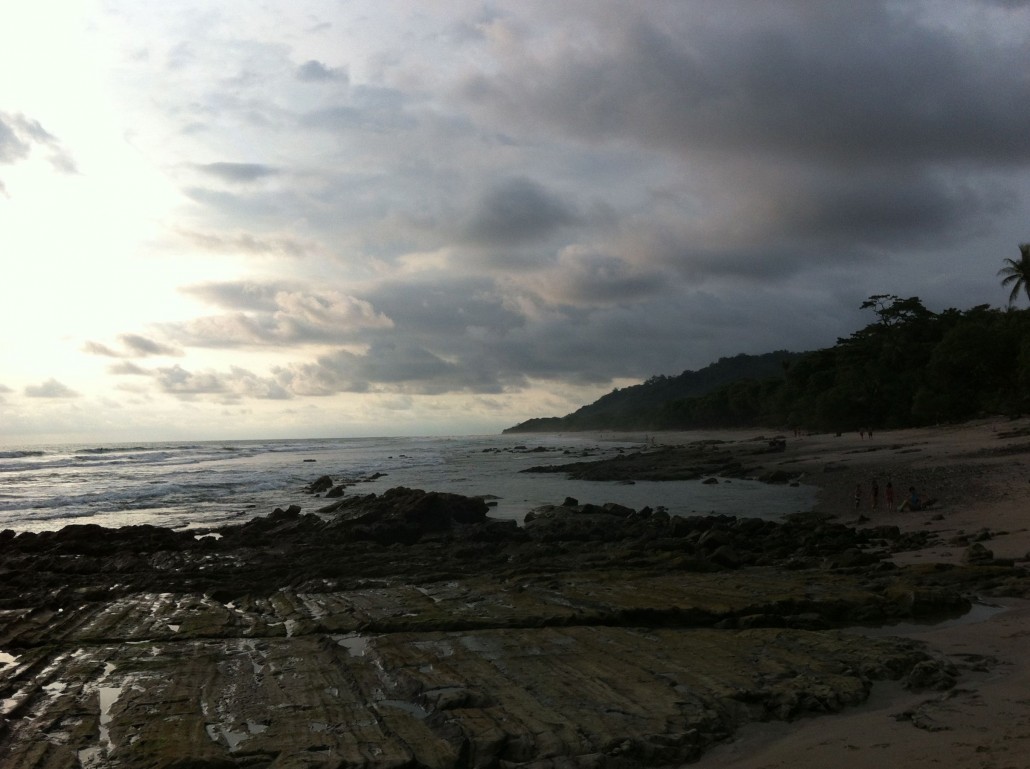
[696,593,1030,768]
[1,418,1028,767]
[595,417,1030,768]
[586,417,1030,562]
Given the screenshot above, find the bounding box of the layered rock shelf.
[2,483,1028,768]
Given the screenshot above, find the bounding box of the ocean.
[0,434,816,534]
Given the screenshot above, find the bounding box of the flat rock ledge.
[2,488,1027,769]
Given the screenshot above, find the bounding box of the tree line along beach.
[1,417,1029,768]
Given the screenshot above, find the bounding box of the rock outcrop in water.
[1,487,1027,768]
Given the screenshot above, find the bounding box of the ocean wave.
[75,446,151,455]
[0,435,593,533]
[0,450,45,459]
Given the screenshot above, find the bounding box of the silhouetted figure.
[898,486,935,512]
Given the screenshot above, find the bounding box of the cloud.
[463,7,1030,166]
[179,280,292,312]
[175,228,315,258]
[462,177,578,246]
[194,162,279,183]
[163,284,394,348]
[296,59,347,82]
[273,342,478,397]
[300,85,417,133]
[83,341,120,357]
[120,334,181,357]
[0,112,77,181]
[455,2,1030,270]
[153,365,226,396]
[0,117,32,164]
[517,247,669,308]
[247,274,678,396]
[24,379,79,398]
[84,334,182,359]
[149,364,289,401]
[108,362,150,376]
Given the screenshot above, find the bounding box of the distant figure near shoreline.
[898,485,937,512]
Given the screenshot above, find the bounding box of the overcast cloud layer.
[2,0,1030,442]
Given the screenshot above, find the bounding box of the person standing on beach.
[885,480,894,513]
[871,479,880,511]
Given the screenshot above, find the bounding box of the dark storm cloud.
[774,171,1004,245]
[357,342,459,385]
[464,8,1030,167]
[283,276,663,392]
[454,2,1030,271]
[296,59,347,82]
[521,249,670,307]
[223,268,848,401]
[462,177,578,246]
[362,277,524,338]
[194,162,279,183]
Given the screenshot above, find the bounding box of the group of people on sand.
[855,478,935,513]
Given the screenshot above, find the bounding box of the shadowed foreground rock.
[1,488,1026,768]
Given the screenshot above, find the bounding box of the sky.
[2,0,1030,444]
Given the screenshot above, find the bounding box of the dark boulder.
[322,488,491,545]
[307,475,334,494]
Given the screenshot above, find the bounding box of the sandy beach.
[662,417,1030,769]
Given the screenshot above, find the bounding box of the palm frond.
[999,247,1030,306]
[1010,281,1024,306]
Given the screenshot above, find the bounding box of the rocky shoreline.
[2,427,1029,768]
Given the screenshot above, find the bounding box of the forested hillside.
[505,296,1030,433]
[505,351,804,432]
